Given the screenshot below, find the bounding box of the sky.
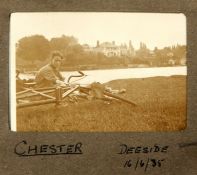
[10,12,186,50]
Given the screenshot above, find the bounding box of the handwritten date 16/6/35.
[123,158,165,172]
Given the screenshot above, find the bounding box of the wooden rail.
[17,87,70,108]
[17,85,137,108]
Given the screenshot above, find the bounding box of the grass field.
[17,75,186,132]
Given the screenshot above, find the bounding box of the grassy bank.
[17,75,186,132]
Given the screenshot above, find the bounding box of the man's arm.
[37,65,66,86]
[57,71,65,81]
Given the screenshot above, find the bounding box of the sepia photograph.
[10,12,187,132]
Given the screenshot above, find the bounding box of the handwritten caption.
[14,140,83,157]
[14,141,169,172]
[118,144,169,172]
[123,158,165,172]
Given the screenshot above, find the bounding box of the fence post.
[55,87,62,105]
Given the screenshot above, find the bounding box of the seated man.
[35,51,66,88]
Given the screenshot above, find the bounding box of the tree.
[136,42,151,59]
[50,35,78,54]
[172,45,186,62]
[16,35,50,64]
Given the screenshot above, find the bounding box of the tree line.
[16,35,186,71]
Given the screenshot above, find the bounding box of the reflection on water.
[20,66,187,84]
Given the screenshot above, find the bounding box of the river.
[20,66,187,85]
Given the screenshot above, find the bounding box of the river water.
[20,66,187,85]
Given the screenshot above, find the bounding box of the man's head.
[50,51,64,70]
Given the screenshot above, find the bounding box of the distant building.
[95,41,119,57]
[82,40,135,57]
[82,44,94,52]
